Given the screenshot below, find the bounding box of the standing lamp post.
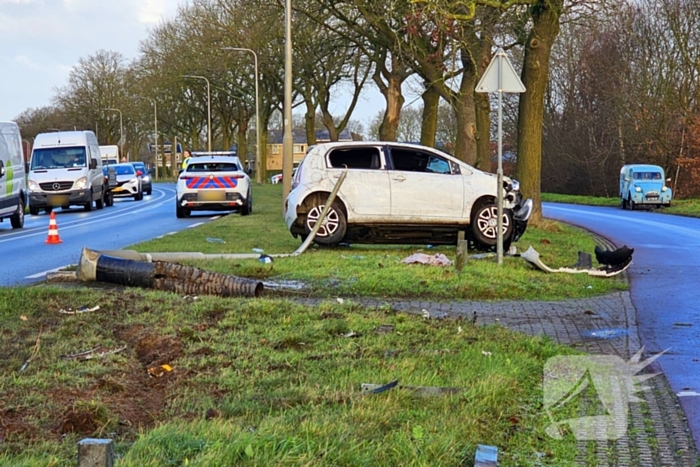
[134,96,159,179]
[222,47,262,184]
[183,75,212,153]
[103,107,123,160]
[22,138,31,162]
[282,0,293,205]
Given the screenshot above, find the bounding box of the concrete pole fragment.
[78,438,114,467]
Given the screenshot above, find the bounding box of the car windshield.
[30,147,87,169]
[632,172,662,180]
[187,162,240,172]
[114,165,135,175]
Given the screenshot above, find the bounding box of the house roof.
[267,128,353,145]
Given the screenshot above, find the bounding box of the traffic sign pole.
[475,48,526,266]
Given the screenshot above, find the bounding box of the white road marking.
[187,222,204,228]
[25,264,74,279]
[677,391,700,397]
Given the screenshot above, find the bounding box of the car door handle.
[392,176,406,182]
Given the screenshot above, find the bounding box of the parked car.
[284,142,532,251]
[175,155,252,218]
[619,164,672,210]
[270,167,297,185]
[130,161,152,195]
[102,163,143,201]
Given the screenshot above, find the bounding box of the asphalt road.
[544,202,700,447]
[0,183,216,286]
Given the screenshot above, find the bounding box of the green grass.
[542,192,700,217]
[0,286,584,466]
[0,187,638,466]
[131,184,628,301]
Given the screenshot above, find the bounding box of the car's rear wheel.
[304,201,346,245]
[10,198,24,229]
[471,202,513,251]
[241,190,252,216]
[628,196,635,211]
[176,199,189,218]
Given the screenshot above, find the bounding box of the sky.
[0,0,386,129]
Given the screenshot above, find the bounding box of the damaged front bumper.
[511,198,533,242]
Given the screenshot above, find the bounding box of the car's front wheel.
[241,190,252,216]
[471,202,513,251]
[304,201,346,245]
[628,195,635,211]
[29,204,39,216]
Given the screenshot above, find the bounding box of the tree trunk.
[420,83,439,147]
[304,94,317,146]
[516,0,562,222]
[451,53,478,165]
[474,48,492,172]
[376,72,404,141]
[237,120,248,169]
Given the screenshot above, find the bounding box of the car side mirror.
[137,170,143,176]
[0,160,4,178]
[90,158,97,170]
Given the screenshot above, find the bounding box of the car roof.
[188,156,242,165]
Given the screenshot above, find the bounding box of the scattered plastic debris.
[58,305,100,315]
[252,248,265,254]
[401,252,452,266]
[19,325,43,372]
[337,298,344,304]
[206,237,225,243]
[258,254,273,264]
[341,331,358,338]
[148,364,173,378]
[61,345,127,361]
[375,324,394,334]
[20,315,28,321]
[521,246,632,277]
[481,350,492,356]
[582,328,628,339]
[362,381,462,396]
[340,255,366,260]
[474,444,498,467]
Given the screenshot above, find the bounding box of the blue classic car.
[619,164,672,210]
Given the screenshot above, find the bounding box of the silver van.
[0,122,27,229]
[28,131,105,214]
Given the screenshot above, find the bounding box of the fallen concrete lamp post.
[76,247,263,297]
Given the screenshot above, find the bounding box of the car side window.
[328,147,382,169]
[390,148,452,174]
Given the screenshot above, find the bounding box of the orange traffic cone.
[45,211,62,244]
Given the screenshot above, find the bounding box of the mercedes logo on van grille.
[52,183,61,191]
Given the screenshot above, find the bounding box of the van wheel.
[96,192,105,209]
[45,207,53,214]
[628,196,635,211]
[10,199,24,229]
[105,192,114,207]
[84,201,93,212]
[29,205,40,216]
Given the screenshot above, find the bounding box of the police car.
[175,155,252,218]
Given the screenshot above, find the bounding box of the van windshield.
[632,172,662,180]
[31,147,87,170]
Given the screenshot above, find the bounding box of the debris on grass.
[361,381,462,396]
[61,345,127,361]
[19,324,43,372]
[401,252,452,266]
[147,364,173,378]
[474,444,499,467]
[58,305,100,314]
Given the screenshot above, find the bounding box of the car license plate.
[47,194,69,206]
[198,190,225,201]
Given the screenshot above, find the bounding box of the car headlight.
[142,175,151,182]
[510,179,520,192]
[129,178,138,185]
[662,186,668,192]
[74,177,88,189]
[635,186,642,193]
[28,180,39,192]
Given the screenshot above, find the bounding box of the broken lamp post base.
[76,247,263,297]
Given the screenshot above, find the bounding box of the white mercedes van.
[28,131,105,214]
[0,121,27,229]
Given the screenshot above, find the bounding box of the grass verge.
[131,184,627,301]
[0,286,584,466]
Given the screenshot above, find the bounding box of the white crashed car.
[176,155,252,218]
[284,142,533,251]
